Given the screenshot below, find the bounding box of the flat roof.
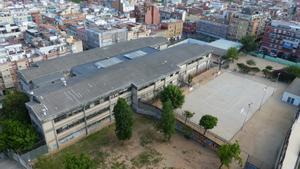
[27,44,211,122]
[208,39,242,50]
[286,78,300,96]
[170,38,242,56]
[19,37,168,83]
[71,47,158,76]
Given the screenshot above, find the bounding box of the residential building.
[19,37,212,152]
[160,8,187,21]
[183,21,196,34]
[123,23,151,40]
[144,3,160,25]
[261,20,300,62]
[111,0,135,13]
[0,24,83,93]
[0,8,32,25]
[196,19,228,39]
[227,12,268,40]
[161,19,183,40]
[85,27,128,49]
[0,23,35,39]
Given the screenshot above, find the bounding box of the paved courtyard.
[179,72,274,141]
[0,158,24,169]
[232,76,296,169]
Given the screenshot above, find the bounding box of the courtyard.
[182,55,297,169]
[180,72,274,141]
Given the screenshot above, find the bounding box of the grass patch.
[111,161,127,169]
[140,130,155,146]
[246,59,256,66]
[131,148,163,168]
[34,125,115,169]
[34,115,158,169]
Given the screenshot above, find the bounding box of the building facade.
[261,20,300,63]
[144,4,160,25]
[282,78,300,106]
[196,19,228,39]
[19,37,212,152]
[227,12,268,41]
[161,19,183,40]
[86,27,128,49]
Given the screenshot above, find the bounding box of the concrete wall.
[282,92,300,106]
[38,52,211,152]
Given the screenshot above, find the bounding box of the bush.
[250,67,260,73]
[236,63,260,74]
[272,69,296,83]
[263,69,272,79]
[285,65,300,77]
[246,59,256,66]
[236,63,250,73]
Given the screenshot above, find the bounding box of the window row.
[56,118,84,134]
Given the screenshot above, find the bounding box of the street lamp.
[242,102,253,130]
[273,72,281,96]
[259,86,268,110]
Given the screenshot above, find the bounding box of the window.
[54,108,83,123]
[287,97,295,105]
[86,107,110,120]
[56,118,85,134]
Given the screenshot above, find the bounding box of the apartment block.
[161,19,183,40]
[0,25,83,93]
[19,37,212,152]
[85,27,128,49]
[261,20,300,63]
[196,19,228,39]
[227,12,268,40]
[0,23,34,39]
[144,3,160,25]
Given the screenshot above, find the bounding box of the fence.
[5,144,48,169]
[250,52,300,67]
[5,150,32,169]
[134,101,228,151]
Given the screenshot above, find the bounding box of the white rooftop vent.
[42,104,48,116]
[60,77,67,86]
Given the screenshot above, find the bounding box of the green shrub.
[246,59,256,66]
[265,65,273,70]
[237,63,260,74]
[250,67,260,73]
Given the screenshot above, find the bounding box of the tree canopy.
[225,47,239,62]
[183,110,194,124]
[217,141,242,169]
[285,65,300,77]
[2,90,30,122]
[240,35,258,52]
[113,98,134,141]
[199,114,218,135]
[0,120,38,153]
[64,153,96,169]
[158,100,176,141]
[160,85,185,109]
